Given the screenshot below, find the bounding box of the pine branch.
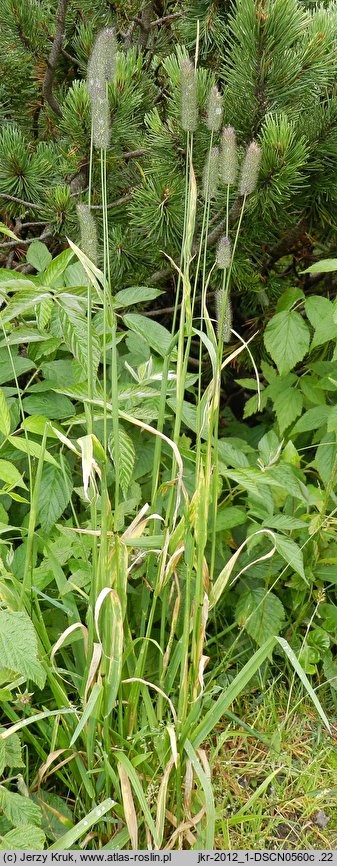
[0,193,42,211]
[43,0,68,118]
[149,12,182,28]
[262,219,308,273]
[138,2,155,49]
[121,149,146,160]
[0,228,51,249]
[90,194,132,211]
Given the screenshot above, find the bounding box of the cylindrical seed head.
[215,290,232,343]
[202,146,219,200]
[220,126,238,186]
[239,141,262,196]
[216,235,231,269]
[87,27,117,95]
[206,85,223,132]
[90,81,111,150]
[180,59,198,132]
[77,203,98,266]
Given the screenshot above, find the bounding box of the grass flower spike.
[239,140,262,196]
[216,235,231,269]
[202,146,219,200]
[180,58,198,132]
[206,85,223,132]
[220,126,238,186]
[76,204,98,266]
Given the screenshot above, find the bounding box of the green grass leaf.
[190,638,276,748]
[115,751,159,847]
[48,799,115,850]
[276,636,331,730]
[184,739,215,848]
[70,683,103,747]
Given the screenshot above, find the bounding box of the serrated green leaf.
[0,327,47,347]
[0,389,10,436]
[266,464,306,501]
[302,258,337,274]
[38,461,73,533]
[276,287,304,312]
[36,298,53,330]
[236,587,285,646]
[314,563,337,584]
[291,405,331,435]
[26,240,52,272]
[264,310,310,375]
[0,290,51,324]
[3,733,24,770]
[22,391,74,420]
[22,416,61,437]
[314,432,337,488]
[0,786,42,827]
[59,307,100,378]
[0,459,26,489]
[124,313,173,357]
[109,426,135,497]
[113,286,163,308]
[243,389,268,419]
[42,249,74,287]
[0,610,46,688]
[323,654,337,691]
[262,514,306,531]
[7,435,59,467]
[0,347,36,385]
[214,507,247,532]
[32,790,73,841]
[274,533,306,580]
[269,383,303,434]
[305,296,337,349]
[0,823,46,850]
[217,440,250,468]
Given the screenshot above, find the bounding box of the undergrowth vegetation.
[1,3,337,852]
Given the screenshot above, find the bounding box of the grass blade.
[48,799,115,850]
[189,637,276,748]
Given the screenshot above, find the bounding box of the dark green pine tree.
[1,0,337,327]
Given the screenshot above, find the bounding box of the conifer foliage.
[0,0,337,317]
